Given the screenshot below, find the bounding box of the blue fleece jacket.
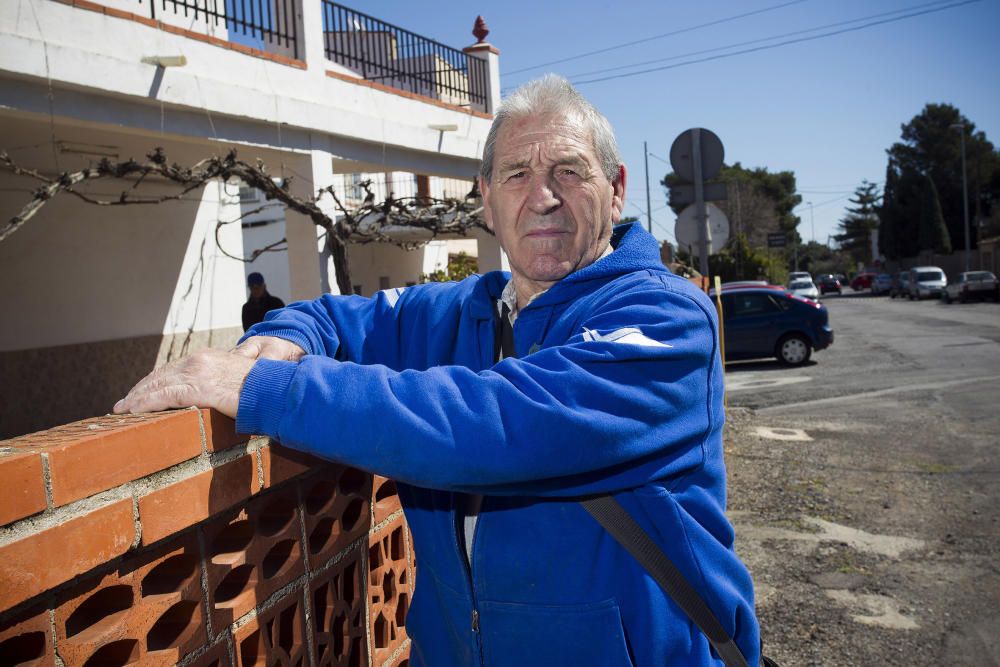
[237,223,759,666]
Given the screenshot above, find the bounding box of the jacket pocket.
[479,598,634,667]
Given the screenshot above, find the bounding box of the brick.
[372,475,401,526]
[0,605,55,666]
[0,450,47,527]
[301,467,371,568]
[54,535,206,667]
[2,411,202,507]
[368,516,413,664]
[260,443,322,488]
[311,547,366,667]
[233,589,307,667]
[0,499,135,611]
[203,487,305,631]
[202,409,248,452]
[139,455,260,545]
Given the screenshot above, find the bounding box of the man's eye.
[505,171,526,182]
[559,168,580,177]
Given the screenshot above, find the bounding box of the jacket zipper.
[455,496,486,664]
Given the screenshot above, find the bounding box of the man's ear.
[610,164,627,224]
[479,176,494,232]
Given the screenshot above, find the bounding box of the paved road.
[722,293,1000,665]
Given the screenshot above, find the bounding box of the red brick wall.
[0,409,414,666]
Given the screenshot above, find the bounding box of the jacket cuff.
[238,328,315,355]
[236,358,298,437]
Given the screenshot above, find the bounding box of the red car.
[850,272,876,291]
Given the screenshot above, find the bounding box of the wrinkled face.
[480,113,625,298]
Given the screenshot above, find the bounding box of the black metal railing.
[321,2,489,112]
[139,0,299,60]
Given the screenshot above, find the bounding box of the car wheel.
[776,334,811,366]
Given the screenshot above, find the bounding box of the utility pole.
[644,141,652,235]
[808,201,815,243]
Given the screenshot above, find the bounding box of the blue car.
[720,288,834,365]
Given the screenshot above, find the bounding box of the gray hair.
[479,74,622,184]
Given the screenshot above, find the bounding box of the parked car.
[850,272,876,291]
[871,273,893,296]
[908,266,947,300]
[943,271,999,303]
[816,274,842,295]
[720,288,833,366]
[889,271,910,299]
[789,278,820,301]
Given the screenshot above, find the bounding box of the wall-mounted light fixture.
[141,55,187,67]
[428,124,459,132]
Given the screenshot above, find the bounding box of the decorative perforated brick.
[311,547,366,667]
[203,486,305,632]
[53,535,206,667]
[371,475,401,526]
[301,467,371,568]
[0,605,54,666]
[367,516,413,665]
[232,590,307,667]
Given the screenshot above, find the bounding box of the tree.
[884,103,1000,254]
[918,175,952,255]
[0,149,488,295]
[835,180,880,265]
[662,162,802,254]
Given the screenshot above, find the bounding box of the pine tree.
[835,180,880,264]
[918,176,952,254]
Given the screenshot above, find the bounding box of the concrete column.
[474,228,508,273]
[463,17,501,115]
[284,148,338,300]
[299,0,328,70]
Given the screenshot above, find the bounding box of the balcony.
[108,0,493,113]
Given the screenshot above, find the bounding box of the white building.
[0,0,503,437]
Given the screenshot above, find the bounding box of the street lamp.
[807,201,815,243]
[950,122,971,272]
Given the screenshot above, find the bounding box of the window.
[729,293,781,317]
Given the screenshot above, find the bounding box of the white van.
[908,266,947,300]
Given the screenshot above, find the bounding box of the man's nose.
[525,176,561,214]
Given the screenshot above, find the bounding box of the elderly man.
[116,75,759,666]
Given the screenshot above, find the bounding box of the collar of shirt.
[498,243,614,326]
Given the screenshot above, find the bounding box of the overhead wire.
[561,0,958,81]
[570,0,980,85]
[504,0,812,75]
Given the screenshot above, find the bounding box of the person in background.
[117,74,759,666]
[241,271,285,332]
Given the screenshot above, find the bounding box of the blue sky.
[380,0,1000,248]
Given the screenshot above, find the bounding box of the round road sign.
[674,203,731,255]
[669,128,724,182]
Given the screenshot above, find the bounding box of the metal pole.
[959,129,970,273]
[808,201,815,243]
[691,129,709,276]
[644,141,652,235]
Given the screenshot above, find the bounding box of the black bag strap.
[580,495,750,667]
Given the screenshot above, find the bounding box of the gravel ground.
[724,403,1000,666]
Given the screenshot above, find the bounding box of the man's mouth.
[525,228,569,237]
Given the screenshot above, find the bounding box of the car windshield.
[967,272,994,280]
[790,280,813,289]
[917,271,943,281]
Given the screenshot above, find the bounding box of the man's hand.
[232,335,306,362]
[113,349,257,418]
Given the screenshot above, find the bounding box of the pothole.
[825,589,920,630]
[752,426,813,441]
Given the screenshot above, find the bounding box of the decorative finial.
[472,16,489,43]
